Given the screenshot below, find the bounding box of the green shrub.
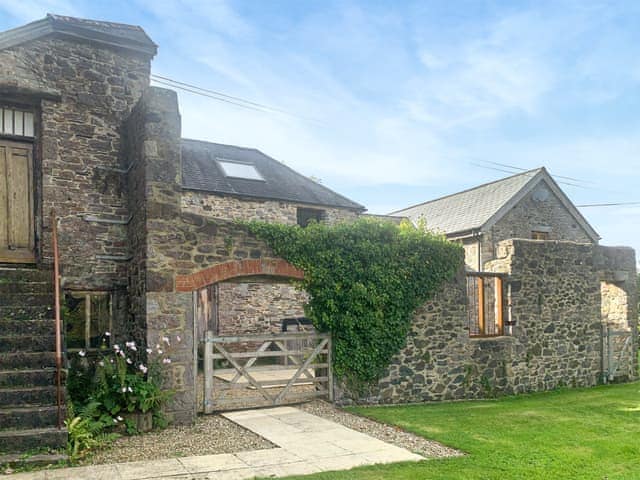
[65,401,119,460]
[246,218,463,384]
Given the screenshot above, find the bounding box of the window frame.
[466,272,506,338]
[0,105,35,139]
[531,230,550,240]
[216,158,265,181]
[63,291,113,352]
[296,207,325,227]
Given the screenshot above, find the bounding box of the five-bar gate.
[202,332,332,413]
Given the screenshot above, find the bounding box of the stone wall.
[337,239,638,405]
[0,36,151,289]
[480,182,595,266]
[181,190,359,225]
[217,280,307,337]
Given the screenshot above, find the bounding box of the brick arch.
[175,258,304,292]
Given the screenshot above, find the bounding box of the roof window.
[217,159,264,181]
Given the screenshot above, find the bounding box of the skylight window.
[217,159,264,181]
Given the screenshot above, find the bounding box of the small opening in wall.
[297,207,325,227]
[531,230,550,240]
[64,291,112,351]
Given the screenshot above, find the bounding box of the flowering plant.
[73,333,177,434]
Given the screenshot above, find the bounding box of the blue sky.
[1,1,639,256]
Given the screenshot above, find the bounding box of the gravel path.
[82,400,459,465]
[299,400,462,458]
[81,414,274,465]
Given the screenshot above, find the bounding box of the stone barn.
[0,13,637,458]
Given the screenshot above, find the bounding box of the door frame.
[0,138,36,264]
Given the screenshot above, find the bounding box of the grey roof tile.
[181,139,364,211]
[392,169,543,235]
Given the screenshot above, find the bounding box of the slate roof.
[391,168,599,241]
[181,139,365,211]
[0,14,157,56]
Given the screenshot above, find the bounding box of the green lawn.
[284,383,640,480]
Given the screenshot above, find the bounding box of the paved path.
[3,406,423,479]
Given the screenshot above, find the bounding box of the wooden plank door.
[0,140,34,263]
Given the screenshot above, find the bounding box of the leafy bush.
[65,401,120,460]
[246,218,463,384]
[68,334,176,441]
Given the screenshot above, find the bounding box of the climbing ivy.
[246,218,463,384]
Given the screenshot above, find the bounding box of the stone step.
[0,293,54,307]
[0,452,67,470]
[0,352,57,370]
[0,281,52,294]
[0,405,62,430]
[0,386,61,407]
[0,427,67,454]
[0,268,53,283]
[0,318,56,337]
[0,305,54,321]
[0,369,57,388]
[0,335,56,353]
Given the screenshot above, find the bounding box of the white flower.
[125,341,137,351]
[104,332,111,337]
[155,344,160,349]
[162,358,172,364]
[176,335,181,343]
[98,361,105,367]
[162,336,170,345]
[121,387,127,393]
[113,344,120,352]
[78,350,86,357]
[113,418,118,423]
[116,416,123,421]
[146,348,153,354]
[126,358,132,364]
[139,364,148,374]
[157,349,163,355]
[119,351,125,358]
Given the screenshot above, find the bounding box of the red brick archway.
[175,258,304,292]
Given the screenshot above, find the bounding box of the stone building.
[392,168,601,270]
[0,13,636,459]
[0,14,362,452]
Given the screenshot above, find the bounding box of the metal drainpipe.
[476,231,482,272]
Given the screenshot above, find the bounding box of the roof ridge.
[47,14,146,32]
[390,167,543,215]
[181,138,260,153]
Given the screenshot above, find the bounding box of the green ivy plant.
[246,218,463,384]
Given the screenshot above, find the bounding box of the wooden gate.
[601,325,634,382]
[202,332,332,413]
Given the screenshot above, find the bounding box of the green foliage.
[68,336,176,439]
[246,217,463,383]
[65,402,119,460]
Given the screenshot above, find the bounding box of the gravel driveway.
[82,399,460,465]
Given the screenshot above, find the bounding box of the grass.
[280,383,640,480]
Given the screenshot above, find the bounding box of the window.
[467,274,505,337]
[297,207,325,227]
[64,292,112,350]
[217,158,264,181]
[531,231,550,240]
[1,107,34,138]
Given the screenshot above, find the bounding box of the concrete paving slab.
[178,453,248,473]
[115,458,188,479]
[5,405,423,480]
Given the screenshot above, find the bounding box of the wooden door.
[0,140,34,263]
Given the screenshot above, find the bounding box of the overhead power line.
[476,160,595,185]
[468,162,592,190]
[576,202,640,208]
[150,74,323,124]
